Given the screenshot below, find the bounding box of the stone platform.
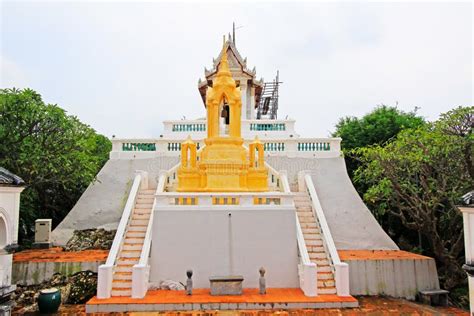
[85,289,358,313]
[339,250,440,299]
[12,248,108,285]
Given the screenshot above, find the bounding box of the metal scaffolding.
[256,71,282,120]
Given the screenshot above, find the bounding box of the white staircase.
[111,188,155,296]
[295,191,336,295]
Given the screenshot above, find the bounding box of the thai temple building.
[51,34,442,312]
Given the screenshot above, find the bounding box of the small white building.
[0,167,25,313]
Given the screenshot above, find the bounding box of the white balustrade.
[301,172,350,297]
[97,171,145,299]
[109,137,341,160]
[296,213,317,296]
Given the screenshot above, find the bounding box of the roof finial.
[233,22,236,45]
[217,39,231,78]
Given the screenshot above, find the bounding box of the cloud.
[0,2,471,138]
[0,55,30,88]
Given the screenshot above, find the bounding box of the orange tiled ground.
[12,247,428,263]
[338,250,431,261]
[13,247,109,262]
[87,289,357,305]
[13,297,469,315]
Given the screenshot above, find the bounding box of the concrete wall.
[266,156,398,250]
[0,254,12,287]
[52,156,179,245]
[12,260,103,286]
[345,258,440,299]
[151,206,299,288]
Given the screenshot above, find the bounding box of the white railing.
[97,171,146,299]
[301,172,350,296]
[132,180,160,298]
[279,170,291,193]
[164,163,180,191]
[296,213,317,297]
[109,137,341,160]
[265,162,283,191]
[155,192,294,207]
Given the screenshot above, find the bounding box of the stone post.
[259,267,266,294]
[186,270,193,295]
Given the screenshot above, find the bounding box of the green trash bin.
[37,288,61,314]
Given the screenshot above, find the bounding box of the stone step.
[131,219,149,226]
[133,208,152,214]
[293,197,313,206]
[318,279,335,288]
[303,233,321,240]
[305,239,323,246]
[318,272,335,280]
[128,226,147,232]
[309,252,328,259]
[318,286,337,294]
[302,228,320,234]
[126,231,146,238]
[308,245,325,252]
[122,243,143,251]
[125,237,145,244]
[120,250,141,258]
[295,203,312,207]
[298,216,316,223]
[296,211,313,216]
[117,258,139,265]
[314,259,330,266]
[114,272,132,280]
[318,265,332,273]
[137,196,154,201]
[135,204,153,209]
[115,265,133,273]
[112,280,132,288]
[138,190,155,194]
[111,288,131,297]
[300,222,317,229]
[295,203,312,208]
[132,213,151,220]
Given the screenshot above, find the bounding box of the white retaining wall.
[150,206,299,288]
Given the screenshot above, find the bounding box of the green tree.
[355,106,473,292]
[0,88,111,242]
[332,105,425,194]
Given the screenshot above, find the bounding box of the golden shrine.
[177,44,268,192]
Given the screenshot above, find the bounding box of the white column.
[461,206,474,315]
[240,81,248,119]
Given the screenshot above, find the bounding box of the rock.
[65,228,116,251]
[66,271,98,304]
[13,270,98,312]
[159,280,185,291]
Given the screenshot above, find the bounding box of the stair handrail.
[164,163,180,190]
[132,174,162,298]
[264,162,283,191]
[303,172,350,296]
[97,171,143,299]
[106,172,143,266]
[304,173,341,266]
[296,210,317,296]
[296,213,311,264]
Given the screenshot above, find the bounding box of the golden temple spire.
[217,42,231,78]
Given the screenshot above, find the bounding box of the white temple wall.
[150,206,299,288]
[0,186,24,247]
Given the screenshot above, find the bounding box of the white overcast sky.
[1,1,472,138]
